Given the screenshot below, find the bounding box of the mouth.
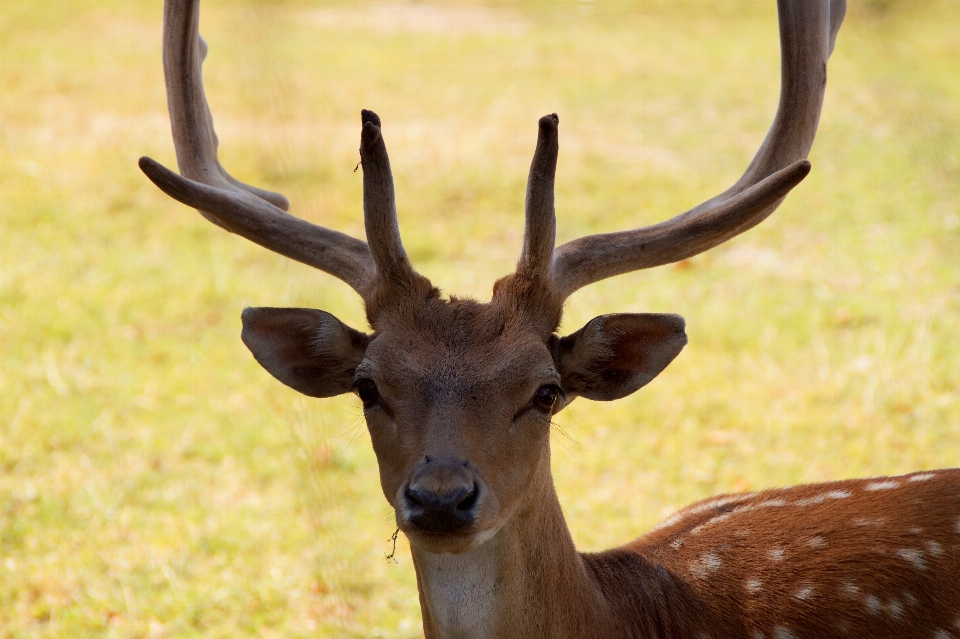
[397,496,502,554]
[401,524,501,555]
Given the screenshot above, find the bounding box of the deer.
[138,0,960,637]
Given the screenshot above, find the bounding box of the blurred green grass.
[1,0,958,636]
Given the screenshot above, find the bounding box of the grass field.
[2,0,959,636]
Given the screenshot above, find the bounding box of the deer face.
[241,294,687,554]
[359,304,558,553]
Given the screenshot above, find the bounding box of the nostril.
[405,487,425,508]
[456,483,479,512]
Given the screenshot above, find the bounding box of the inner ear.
[555,313,687,402]
[241,307,370,398]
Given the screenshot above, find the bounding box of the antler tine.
[359,110,418,288]
[139,0,376,297]
[517,114,560,281]
[550,0,846,301]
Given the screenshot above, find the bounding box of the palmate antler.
[141,0,844,315]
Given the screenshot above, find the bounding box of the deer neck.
[409,461,614,639]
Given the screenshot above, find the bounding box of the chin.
[404,525,501,555]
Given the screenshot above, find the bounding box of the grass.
[1,0,959,636]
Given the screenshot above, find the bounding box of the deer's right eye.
[355,379,380,409]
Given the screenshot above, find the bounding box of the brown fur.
[623,470,960,638]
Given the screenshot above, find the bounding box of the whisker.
[551,430,578,460]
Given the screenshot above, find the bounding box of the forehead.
[362,298,556,389]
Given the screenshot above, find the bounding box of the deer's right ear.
[241,307,370,398]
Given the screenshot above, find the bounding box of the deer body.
[412,442,960,639]
[414,467,960,639]
[139,0,960,636]
[409,440,960,639]
[635,469,960,638]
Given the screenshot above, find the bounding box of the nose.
[402,456,480,534]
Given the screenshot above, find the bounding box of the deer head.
[139,0,842,561]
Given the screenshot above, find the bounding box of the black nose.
[402,457,480,534]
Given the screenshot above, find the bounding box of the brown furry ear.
[241,307,370,398]
[556,314,687,401]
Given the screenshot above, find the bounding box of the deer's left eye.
[532,385,561,413]
[354,379,380,409]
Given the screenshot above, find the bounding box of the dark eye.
[355,379,380,409]
[532,385,560,413]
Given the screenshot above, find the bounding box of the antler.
[518,114,560,281]
[138,0,418,301]
[537,0,845,301]
[358,110,420,289]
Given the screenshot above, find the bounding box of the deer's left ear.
[241,307,370,398]
[555,313,687,402]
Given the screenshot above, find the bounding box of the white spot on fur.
[753,631,766,639]
[865,480,900,491]
[886,599,903,619]
[842,581,859,599]
[768,547,785,561]
[954,516,960,534]
[853,516,887,527]
[954,616,960,630]
[711,512,735,526]
[807,535,827,549]
[827,490,852,499]
[794,494,827,507]
[702,552,722,571]
[794,585,815,601]
[669,538,685,550]
[689,551,722,579]
[933,631,950,639]
[908,472,935,482]
[909,527,923,535]
[745,578,763,593]
[897,548,927,570]
[926,540,944,557]
[688,495,753,516]
[757,499,787,508]
[773,627,798,639]
[691,512,733,535]
[904,591,918,606]
[865,594,881,614]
